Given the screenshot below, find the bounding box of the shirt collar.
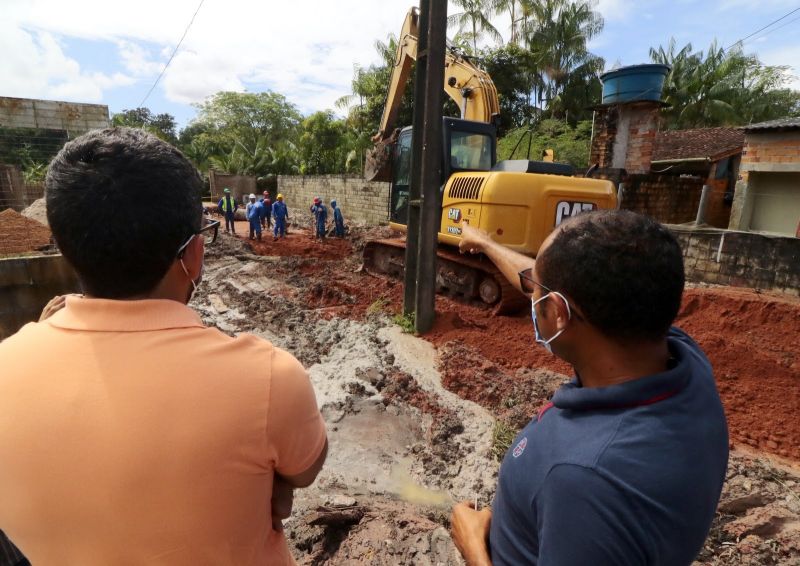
[47,296,205,332]
[552,335,691,411]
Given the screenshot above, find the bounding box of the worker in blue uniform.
[331,200,345,238]
[309,197,327,240]
[217,188,237,234]
[272,193,288,241]
[245,193,262,241]
[260,191,272,230]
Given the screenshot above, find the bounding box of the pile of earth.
[0,208,52,255]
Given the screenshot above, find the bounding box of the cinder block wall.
[668,227,799,296]
[278,175,390,226]
[0,96,110,134]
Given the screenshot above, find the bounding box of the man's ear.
[181,235,204,279]
[552,294,571,331]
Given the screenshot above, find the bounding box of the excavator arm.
[365,7,500,181]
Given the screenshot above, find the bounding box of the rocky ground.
[193,222,800,565]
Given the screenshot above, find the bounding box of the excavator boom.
[364,7,500,181]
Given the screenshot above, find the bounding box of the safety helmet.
[249,193,256,200]
[330,199,337,206]
[277,193,284,201]
[313,197,321,204]
[223,187,231,193]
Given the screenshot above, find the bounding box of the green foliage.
[392,312,416,334]
[492,419,517,461]
[498,119,592,168]
[449,0,502,55]
[651,39,800,129]
[112,107,178,144]
[298,111,348,174]
[366,297,391,315]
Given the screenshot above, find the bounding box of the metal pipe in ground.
[696,184,711,225]
[402,0,429,316]
[414,0,447,334]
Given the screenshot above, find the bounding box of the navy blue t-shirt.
[490,327,729,565]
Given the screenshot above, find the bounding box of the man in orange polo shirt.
[0,128,327,565]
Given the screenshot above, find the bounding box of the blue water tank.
[599,64,670,104]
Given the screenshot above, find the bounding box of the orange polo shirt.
[0,297,326,565]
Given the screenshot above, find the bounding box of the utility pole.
[402,0,429,316]
[413,0,446,333]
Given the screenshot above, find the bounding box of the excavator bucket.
[364,140,393,182]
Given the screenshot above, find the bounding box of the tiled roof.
[652,127,744,162]
[740,117,800,132]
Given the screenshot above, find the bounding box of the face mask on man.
[179,235,205,303]
[531,291,573,353]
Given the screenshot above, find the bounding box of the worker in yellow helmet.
[272,193,289,240]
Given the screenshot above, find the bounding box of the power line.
[138,0,205,108]
[725,5,800,51]
[740,12,800,48]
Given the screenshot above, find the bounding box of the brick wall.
[0,96,109,134]
[669,226,799,296]
[590,101,661,173]
[278,175,390,226]
[621,174,704,224]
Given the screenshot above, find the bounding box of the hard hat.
[223,188,231,193]
[277,193,284,200]
[330,199,337,206]
[313,197,321,204]
[249,193,256,199]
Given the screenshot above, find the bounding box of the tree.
[493,0,521,45]
[651,39,800,129]
[111,107,178,144]
[298,111,349,174]
[480,43,540,134]
[448,0,503,55]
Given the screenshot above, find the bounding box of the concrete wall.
[730,130,800,234]
[0,254,80,340]
[208,170,257,205]
[0,96,110,134]
[621,174,705,224]
[278,175,391,226]
[669,226,799,296]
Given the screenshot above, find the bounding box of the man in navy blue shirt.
[451,210,728,566]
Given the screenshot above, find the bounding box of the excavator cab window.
[390,129,413,224]
[449,131,492,171]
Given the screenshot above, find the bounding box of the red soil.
[0,208,52,255]
[234,223,353,260]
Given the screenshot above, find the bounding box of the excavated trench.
[195,227,800,565]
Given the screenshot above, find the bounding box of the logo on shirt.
[512,437,527,458]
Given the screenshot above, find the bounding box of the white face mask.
[179,234,204,303]
[531,291,572,353]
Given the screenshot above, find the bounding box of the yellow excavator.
[363,7,617,313]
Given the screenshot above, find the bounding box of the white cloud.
[760,45,800,90]
[595,0,636,22]
[0,15,134,103]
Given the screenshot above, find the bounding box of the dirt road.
[193,226,799,565]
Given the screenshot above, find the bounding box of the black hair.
[537,209,684,343]
[46,128,202,298]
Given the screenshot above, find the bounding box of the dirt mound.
[0,208,52,255]
[21,198,48,226]
[239,226,353,260]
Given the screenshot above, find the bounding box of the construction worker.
[272,193,288,241]
[260,191,272,229]
[217,187,237,234]
[309,197,327,240]
[450,210,728,566]
[246,194,262,241]
[331,200,345,238]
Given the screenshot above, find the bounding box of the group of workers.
[309,197,345,240]
[217,188,289,241]
[217,188,345,242]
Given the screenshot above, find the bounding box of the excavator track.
[362,238,528,315]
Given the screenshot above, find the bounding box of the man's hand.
[39,295,69,321]
[450,501,493,566]
[459,222,492,256]
[271,476,295,531]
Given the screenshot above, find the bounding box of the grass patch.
[492,420,517,461]
[366,297,390,315]
[392,312,416,334]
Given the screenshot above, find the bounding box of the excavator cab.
[389,117,496,226]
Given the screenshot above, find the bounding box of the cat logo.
[447,208,462,222]
[555,201,596,226]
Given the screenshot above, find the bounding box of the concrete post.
[695,184,711,225]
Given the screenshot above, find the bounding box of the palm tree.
[448,0,503,55]
[493,0,519,44]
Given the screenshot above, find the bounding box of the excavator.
[362,7,617,313]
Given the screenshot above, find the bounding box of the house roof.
[652,127,745,162]
[740,117,800,132]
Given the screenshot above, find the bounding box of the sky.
[3,0,800,129]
